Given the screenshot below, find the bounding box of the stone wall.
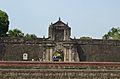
[0,37,46,61]
[0,69,120,79]
[4,44,44,61]
[0,37,120,61]
[0,62,120,79]
[77,39,120,62]
[0,44,5,60]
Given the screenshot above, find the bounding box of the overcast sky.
[0,0,120,39]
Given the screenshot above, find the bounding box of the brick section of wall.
[0,62,120,79]
[0,69,120,79]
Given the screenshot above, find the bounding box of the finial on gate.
[59,17,61,21]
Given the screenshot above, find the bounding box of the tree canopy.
[25,33,37,39]
[8,28,37,38]
[102,27,120,40]
[0,10,9,37]
[8,29,24,37]
[80,37,92,39]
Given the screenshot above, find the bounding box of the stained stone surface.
[0,19,120,62]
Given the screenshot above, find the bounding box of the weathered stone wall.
[0,44,5,60]
[0,69,120,79]
[76,39,120,62]
[0,37,46,61]
[4,44,44,61]
[0,62,120,79]
[0,37,120,61]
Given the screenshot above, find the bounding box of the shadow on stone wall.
[0,44,5,60]
[77,45,86,61]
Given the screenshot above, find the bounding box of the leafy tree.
[8,29,24,37]
[0,10,9,36]
[102,27,120,40]
[25,33,37,39]
[80,37,92,39]
[8,28,37,38]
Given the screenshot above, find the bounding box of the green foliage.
[8,28,37,38]
[80,37,92,39]
[8,29,24,37]
[103,27,120,40]
[25,33,37,39]
[0,10,9,37]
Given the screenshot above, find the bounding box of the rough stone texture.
[0,37,120,62]
[0,70,120,79]
[77,39,120,62]
[5,44,43,61]
[0,19,120,61]
[0,44,5,60]
[0,62,120,79]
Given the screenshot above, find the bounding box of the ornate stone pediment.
[48,18,71,41]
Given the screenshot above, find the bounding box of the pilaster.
[69,48,72,62]
[64,48,66,62]
[50,48,53,61]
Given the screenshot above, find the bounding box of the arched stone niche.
[23,53,28,61]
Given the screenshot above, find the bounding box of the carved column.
[64,29,66,40]
[43,51,46,62]
[71,52,75,62]
[50,48,53,61]
[46,48,49,61]
[66,48,69,61]
[76,53,80,62]
[64,48,66,62]
[71,47,75,62]
[75,50,79,62]
[69,48,72,62]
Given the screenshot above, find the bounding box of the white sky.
[0,0,120,39]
